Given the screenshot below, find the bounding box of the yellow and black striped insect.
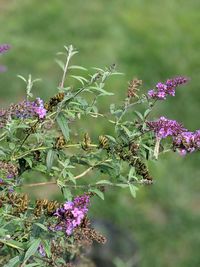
[99,135,109,149]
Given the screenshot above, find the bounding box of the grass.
[0,0,200,266]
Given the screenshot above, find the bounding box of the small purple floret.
[148,76,188,100]
[38,244,46,257]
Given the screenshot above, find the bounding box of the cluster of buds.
[0,161,18,179]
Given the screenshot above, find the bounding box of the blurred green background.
[1,0,200,266]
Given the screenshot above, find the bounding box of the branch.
[60,45,73,89]
[23,159,111,188]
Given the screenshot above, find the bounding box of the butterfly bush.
[0,44,199,266]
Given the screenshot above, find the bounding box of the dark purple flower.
[0,44,10,54]
[148,76,188,100]
[147,116,186,139]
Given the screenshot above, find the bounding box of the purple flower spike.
[7,97,47,121]
[52,194,90,236]
[148,76,188,100]
[147,116,185,139]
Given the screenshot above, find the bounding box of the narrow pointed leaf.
[56,112,70,141]
[23,239,41,263]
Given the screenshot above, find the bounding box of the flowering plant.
[0,44,198,266]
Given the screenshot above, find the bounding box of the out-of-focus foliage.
[0,0,200,266]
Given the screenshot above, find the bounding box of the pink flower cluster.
[148,77,188,100]
[33,98,47,119]
[53,194,90,235]
[147,116,200,155]
[147,116,185,139]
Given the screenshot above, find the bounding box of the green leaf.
[23,239,41,264]
[115,183,129,188]
[128,167,135,181]
[9,143,15,150]
[129,184,138,198]
[105,135,116,143]
[0,150,6,156]
[89,188,104,200]
[62,187,72,201]
[46,149,56,171]
[34,223,47,231]
[17,75,27,83]
[96,180,113,185]
[90,86,114,96]
[70,75,88,85]
[33,164,47,173]
[43,240,51,258]
[144,108,151,118]
[0,239,24,251]
[25,157,33,168]
[68,65,87,71]
[110,103,115,114]
[56,112,70,141]
[142,143,153,152]
[134,111,143,120]
[4,256,20,267]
